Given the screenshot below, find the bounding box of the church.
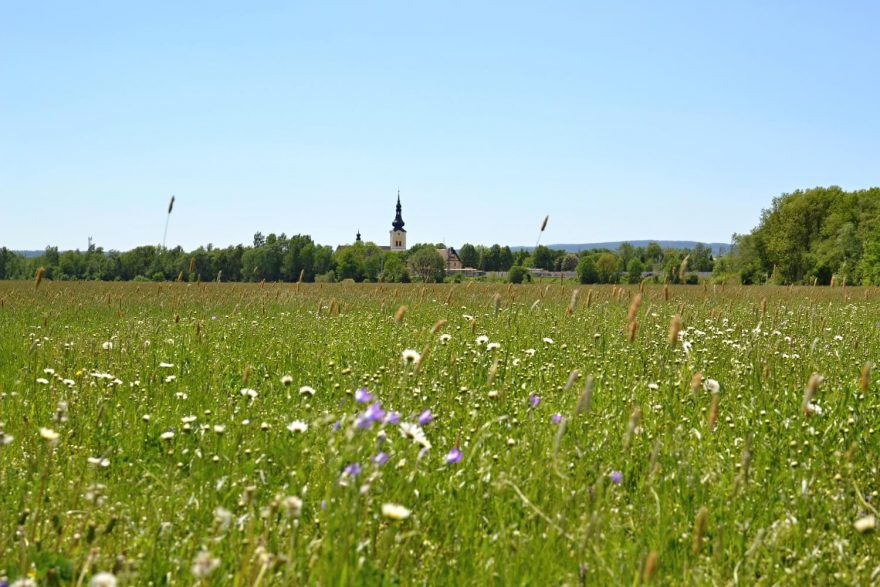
[355,191,465,271]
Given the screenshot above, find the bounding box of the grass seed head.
[627,293,642,322]
[668,315,682,346]
[642,550,659,582]
[860,362,872,393]
[802,373,823,415]
[627,320,638,342]
[692,507,709,555]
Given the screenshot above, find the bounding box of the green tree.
[645,242,663,270]
[531,246,555,270]
[507,265,528,283]
[577,256,598,284]
[382,252,408,282]
[626,258,644,284]
[407,245,445,282]
[618,242,635,269]
[596,252,619,284]
[334,246,363,282]
[458,244,479,268]
[559,254,579,272]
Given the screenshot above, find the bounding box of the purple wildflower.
[609,470,623,485]
[365,402,386,422]
[373,451,390,466]
[551,413,563,424]
[343,463,362,477]
[354,388,373,403]
[418,409,433,426]
[529,394,541,408]
[445,447,463,464]
[321,500,327,510]
[418,447,430,460]
[332,420,342,432]
[355,415,373,430]
[385,411,401,425]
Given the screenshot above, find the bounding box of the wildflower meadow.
[1,281,878,585]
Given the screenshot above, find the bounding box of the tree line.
[0,231,717,284]
[718,186,880,285]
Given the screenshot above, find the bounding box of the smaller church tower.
[389,190,407,251]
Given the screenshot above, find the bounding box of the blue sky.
[1,1,878,251]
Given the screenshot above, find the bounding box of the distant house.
[437,247,463,271]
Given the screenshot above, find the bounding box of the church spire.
[392,189,405,232]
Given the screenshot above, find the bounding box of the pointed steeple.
[392,189,406,232]
[356,229,361,242]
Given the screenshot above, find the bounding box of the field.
[1,281,878,585]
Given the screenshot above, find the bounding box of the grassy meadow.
[1,280,878,585]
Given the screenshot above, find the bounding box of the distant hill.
[515,241,732,255]
[12,250,44,258]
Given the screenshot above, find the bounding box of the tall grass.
[0,281,878,584]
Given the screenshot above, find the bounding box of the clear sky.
[2,1,878,252]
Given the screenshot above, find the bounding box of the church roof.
[392,191,406,232]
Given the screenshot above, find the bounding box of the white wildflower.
[402,349,422,365]
[39,427,60,444]
[399,422,431,449]
[89,572,117,587]
[855,515,876,533]
[191,550,221,579]
[213,506,233,530]
[381,503,411,520]
[282,495,303,517]
[298,385,316,396]
[287,420,308,433]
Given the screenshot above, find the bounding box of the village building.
[354,193,484,276]
[437,247,463,271]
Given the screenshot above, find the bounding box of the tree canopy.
[720,186,880,285]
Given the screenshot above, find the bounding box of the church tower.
[389,190,407,251]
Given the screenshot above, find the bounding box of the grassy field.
[1,281,878,585]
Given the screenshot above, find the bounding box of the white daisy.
[287,420,308,433]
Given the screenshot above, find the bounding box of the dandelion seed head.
[402,349,422,365]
